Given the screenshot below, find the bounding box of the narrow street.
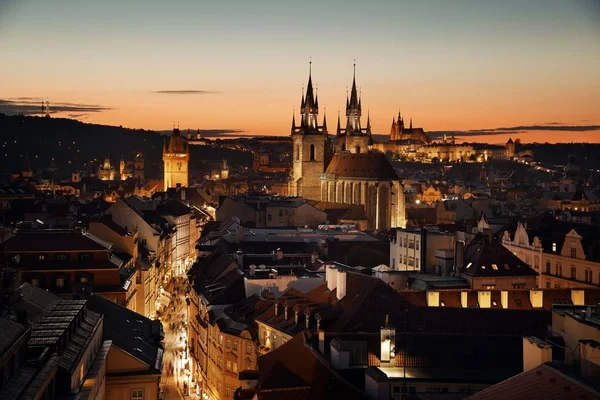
[159,277,194,400]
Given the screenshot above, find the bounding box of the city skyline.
[1,0,600,143]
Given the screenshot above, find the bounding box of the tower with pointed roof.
[291,61,330,200]
[163,127,190,190]
[336,62,372,154]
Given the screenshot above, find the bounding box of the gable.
[106,344,149,373]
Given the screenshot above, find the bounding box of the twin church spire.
[291,60,370,141]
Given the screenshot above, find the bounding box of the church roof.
[324,152,399,180]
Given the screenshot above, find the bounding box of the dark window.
[571,267,576,279]
[355,146,361,154]
[278,210,283,217]
[571,247,577,258]
[268,214,272,222]
[55,253,69,262]
[545,261,551,274]
[79,253,93,262]
[309,144,316,161]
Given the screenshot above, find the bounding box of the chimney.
[523,336,552,372]
[327,265,338,292]
[235,250,244,268]
[455,241,465,273]
[380,320,396,364]
[235,225,244,244]
[336,269,347,300]
[318,330,325,354]
[483,228,492,244]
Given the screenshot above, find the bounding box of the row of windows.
[30,274,92,288]
[393,255,420,268]
[34,252,94,262]
[545,261,597,284]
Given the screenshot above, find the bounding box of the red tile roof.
[466,363,600,400]
[257,332,364,400]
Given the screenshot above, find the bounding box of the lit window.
[465,262,472,269]
[36,254,47,261]
[232,340,238,351]
[131,389,144,400]
[440,301,446,307]
[552,243,557,252]
[492,264,498,270]
[481,265,486,270]
[56,277,65,288]
[80,276,88,283]
[219,334,223,345]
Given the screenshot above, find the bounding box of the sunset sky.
[1,0,599,143]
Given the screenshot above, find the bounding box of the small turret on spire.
[322,107,327,131]
[410,117,413,129]
[291,109,296,130]
[336,109,341,136]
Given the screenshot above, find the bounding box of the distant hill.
[0,114,252,179]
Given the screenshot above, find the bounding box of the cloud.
[427,124,600,139]
[157,129,245,137]
[0,98,112,116]
[68,113,89,119]
[152,90,217,95]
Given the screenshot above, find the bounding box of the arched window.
[355,146,361,154]
[310,144,316,161]
[296,145,300,161]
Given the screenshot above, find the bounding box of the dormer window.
[552,243,557,252]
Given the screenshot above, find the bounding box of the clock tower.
[163,128,190,190]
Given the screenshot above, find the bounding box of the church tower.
[337,62,371,154]
[291,61,329,200]
[163,127,190,190]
